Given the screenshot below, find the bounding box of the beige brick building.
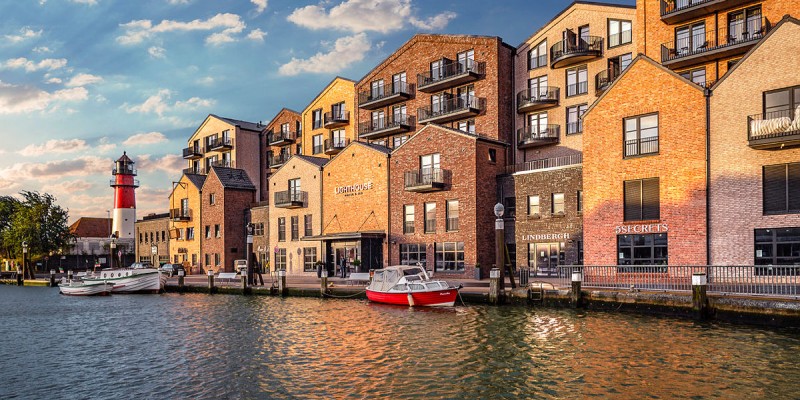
[167,173,205,273]
[301,77,357,159]
[264,108,303,190]
[249,204,270,270]
[134,213,170,265]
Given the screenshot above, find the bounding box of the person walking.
[339,257,347,279]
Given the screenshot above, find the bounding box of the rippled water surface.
[2,286,800,399]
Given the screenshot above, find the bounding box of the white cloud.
[196,76,214,86]
[0,156,109,181]
[246,28,266,41]
[168,0,190,4]
[2,57,67,72]
[135,153,184,175]
[122,89,215,118]
[287,0,456,33]
[122,132,167,146]
[148,46,166,59]
[71,0,98,5]
[33,46,52,54]
[42,179,93,193]
[279,33,370,76]
[117,13,246,46]
[65,73,103,87]
[45,77,62,84]
[251,0,267,14]
[18,138,89,156]
[96,137,116,152]
[4,27,42,44]
[174,97,214,109]
[0,81,87,114]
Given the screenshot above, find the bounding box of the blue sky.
[0,0,633,221]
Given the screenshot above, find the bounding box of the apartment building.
[134,212,170,266]
[167,173,205,272]
[511,1,636,274]
[301,77,357,159]
[249,204,270,270]
[264,108,303,191]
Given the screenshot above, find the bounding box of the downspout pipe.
[705,87,712,266]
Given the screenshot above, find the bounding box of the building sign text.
[615,223,668,235]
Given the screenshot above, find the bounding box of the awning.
[302,230,386,241]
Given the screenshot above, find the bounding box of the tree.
[0,196,21,260]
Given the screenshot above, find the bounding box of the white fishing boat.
[83,268,166,294]
[59,280,114,296]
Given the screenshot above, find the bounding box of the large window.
[277,218,286,241]
[624,113,659,157]
[424,202,436,233]
[755,228,800,273]
[566,104,587,134]
[435,242,465,271]
[728,6,762,43]
[617,233,668,266]
[528,40,547,70]
[446,200,459,232]
[275,248,287,270]
[303,248,317,272]
[291,216,299,241]
[253,223,264,236]
[566,65,588,97]
[528,75,548,98]
[675,22,705,55]
[370,79,385,99]
[312,134,323,154]
[624,178,660,221]
[304,214,313,237]
[528,112,548,135]
[552,193,565,215]
[680,67,707,87]
[400,243,427,267]
[763,163,800,215]
[404,205,415,234]
[764,85,800,120]
[457,119,475,134]
[528,195,540,216]
[312,109,322,129]
[608,19,632,48]
[392,72,406,93]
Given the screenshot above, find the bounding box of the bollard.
[177,270,185,292]
[692,273,708,319]
[489,268,501,305]
[278,269,287,296]
[570,270,582,308]
[49,269,56,287]
[320,269,328,297]
[240,273,250,295]
[67,270,73,283]
[16,268,22,286]
[207,269,215,294]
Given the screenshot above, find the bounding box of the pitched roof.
[209,166,256,190]
[115,151,133,163]
[294,155,330,168]
[391,123,510,153]
[301,76,356,113]
[209,114,265,132]
[354,141,393,154]
[185,173,207,190]
[516,1,636,49]
[69,217,111,238]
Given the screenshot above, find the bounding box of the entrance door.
[332,241,361,276]
[533,243,564,277]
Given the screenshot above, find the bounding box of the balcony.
[207,137,233,152]
[661,17,771,69]
[506,154,583,174]
[269,153,291,169]
[324,111,350,129]
[359,114,415,140]
[417,59,485,93]
[517,125,560,149]
[182,166,205,175]
[404,168,450,193]
[624,137,660,157]
[660,0,754,24]
[748,110,800,150]
[358,81,414,110]
[418,96,484,125]
[170,208,191,222]
[595,68,621,95]
[550,36,603,68]
[324,137,350,155]
[208,159,234,169]
[182,146,203,159]
[273,190,307,209]
[269,131,297,146]
[517,87,559,113]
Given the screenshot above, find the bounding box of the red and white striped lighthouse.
[110,152,139,239]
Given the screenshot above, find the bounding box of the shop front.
[307,232,385,276]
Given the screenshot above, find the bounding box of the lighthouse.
[110,152,139,239]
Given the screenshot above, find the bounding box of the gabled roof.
[391,123,510,153]
[325,140,392,166]
[264,108,302,132]
[516,1,636,50]
[271,154,329,176]
[185,173,207,190]
[209,114,265,132]
[302,76,356,114]
[69,217,111,238]
[208,167,256,190]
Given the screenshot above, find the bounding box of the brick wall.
[263,109,303,201]
[200,169,255,273]
[134,216,169,265]
[167,174,202,270]
[301,78,357,158]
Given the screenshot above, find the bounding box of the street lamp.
[110,235,117,270]
[21,241,28,279]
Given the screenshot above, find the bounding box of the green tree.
[0,196,21,260]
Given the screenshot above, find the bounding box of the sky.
[0,0,634,222]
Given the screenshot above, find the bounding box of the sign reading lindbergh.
[334,181,373,197]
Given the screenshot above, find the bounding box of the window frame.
[623,113,660,158]
[446,199,459,232]
[424,202,436,234]
[277,217,286,242]
[528,195,540,216]
[404,204,415,234]
[565,65,589,97]
[607,19,632,48]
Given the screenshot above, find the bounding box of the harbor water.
[2,285,800,399]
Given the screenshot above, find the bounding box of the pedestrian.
[339,257,347,278]
[253,254,264,286]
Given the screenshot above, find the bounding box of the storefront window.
[303,248,317,272]
[435,242,464,271]
[400,243,427,267]
[755,228,800,275]
[617,233,668,268]
[527,242,565,276]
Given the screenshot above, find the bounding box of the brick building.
[249,204,270,270]
[264,108,303,191]
[200,167,256,273]
[167,173,205,272]
[583,56,707,266]
[709,16,800,265]
[268,155,328,275]
[301,77,357,159]
[389,124,507,278]
[134,213,170,265]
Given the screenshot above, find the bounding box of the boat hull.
[59,282,114,296]
[84,269,164,294]
[366,288,458,307]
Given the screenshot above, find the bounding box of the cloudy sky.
[0,0,633,222]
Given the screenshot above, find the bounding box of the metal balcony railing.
[170,208,191,222]
[417,59,485,92]
[208,159,234,169]
[517,124,560,148]
[529,54,547,70]
[506,154,583,174]
[273,190,307,208]
[417,96,484,123]
[358,81,414,109]
[358,114,414,138]
[269,153,291,168]
[661,17,770,65]
[595,68,621,95]
[608,29,632,48]
[268,131,297,145]
[324,137,350,154]
[183,166,204,175]
[182,146,203,159]
[747,110,800,149]
[324,110,350,128]
[624,136,660,157]
[516,87,559,112]
[207,137,233,151]
[550,36,603,67]
[404,168,450,192]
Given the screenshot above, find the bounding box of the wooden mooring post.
[278,269,287,296]
[177,270,185,292]
[49,270,56,287]
[489,267,502,305]
[320,269,329,297]
[241,273,250,295]
[207,269,215,294]
[692,273,708,319]
[570,270,582,308]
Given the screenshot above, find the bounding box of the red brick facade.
[201,168,256,272]
[262,108,303,201]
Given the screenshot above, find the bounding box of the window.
[457,119,475,134]
[488,148,497,163]
[214,224,221,238]
[680,67,707,87]
[675,22,706,55]
[727,58,740,70]
[278,218,286,241]
[404,205,415,234]
[296,144,302,155]
[180,198,189,217]
[139,233,143,243]
[728,6,763,43]
[578,25,590,43]
[291,216,299,241]
[577,190,583,213]
[457,49,474,72]
[370,79,385,99]
[528,112,548,135]
[289,178,301,200]
[457,84,474,106]
[312,109,323,129]
[420,153,440,173]
[528,195,540,216]
[424,202,436,233]
[764,85,800,118]
[446,200,459,232]
[618,234,668,266]
[186,227,194,240]
[177,228,184,241]
[280,123,289,134]
[161,231,165,242]
[303,247,317,272]
[528,40,547,69]
[552,193,565,215]
[205,225,211,239]
[392,135,408,148]
[312,134,323,154]
[392,104,407,123]
[620,53,633,71]
[435,242,465,271]
[275,248,286,270]
[392,72,407,93]
[763,163,800,214]
[331,102,346,119]
[400,244,427,267]
[527,243,565,275]
[624,114,659,157]
[528,75,548,99]
[755,228,800,272]
[331,129,346,148]
[504,196,516,217]
[209,193,216,205]
[253,223,264,236]
[205,253,210,266]
[371,110,385,129]
[566,104,587,134]
[608,19,632,48]
[624,178,660,221]
[214,253,220,266]
[304,214,313,237]
[566,65,588,97]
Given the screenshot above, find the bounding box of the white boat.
[59,280,114,296]
[83,268,165,294]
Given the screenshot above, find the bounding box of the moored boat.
[83,268,165,294]
[59,280,114,296]
[366,266,460,307]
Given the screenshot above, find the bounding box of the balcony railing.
[182,146,203,159]
[403,221,415,234]
[417,59,485,93]
[517,87,559,113]
[595,68,621,95]
[417,96,484,125]
[424,219,436,234]
[517,124,560,149]
[624,136,660,157]
[358,114,414,140]
[661,17,771,68]
[660,0,753,24]
[446,217,459,232]
[170,208,191,222]
[312,144,324,155]
[506,153,583,174]
[208,159,234,169]
[748,110,800,150]
[324,110,350,128]
[566,121,583,135]
[207,137,233,151]
[529,54,547,70]
[324,138,350,155]
[404,168,450,192]
[269,153,291,168]
[273,190,307,209]
[550,36,603,68]
[182,166,204,175]
[109,178,140,187]
[269,131,297,146]
[358,81,414,110]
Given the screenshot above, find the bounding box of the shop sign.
[334,181,373,197]
[521,233,570,242]
[615,223,668,235]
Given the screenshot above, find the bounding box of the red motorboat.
[366,266,461,307]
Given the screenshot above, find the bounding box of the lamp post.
[493,203,505,292]
[21,241,28,280]
[110,235,117,269]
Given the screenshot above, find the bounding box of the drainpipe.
[705,87,712,266]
